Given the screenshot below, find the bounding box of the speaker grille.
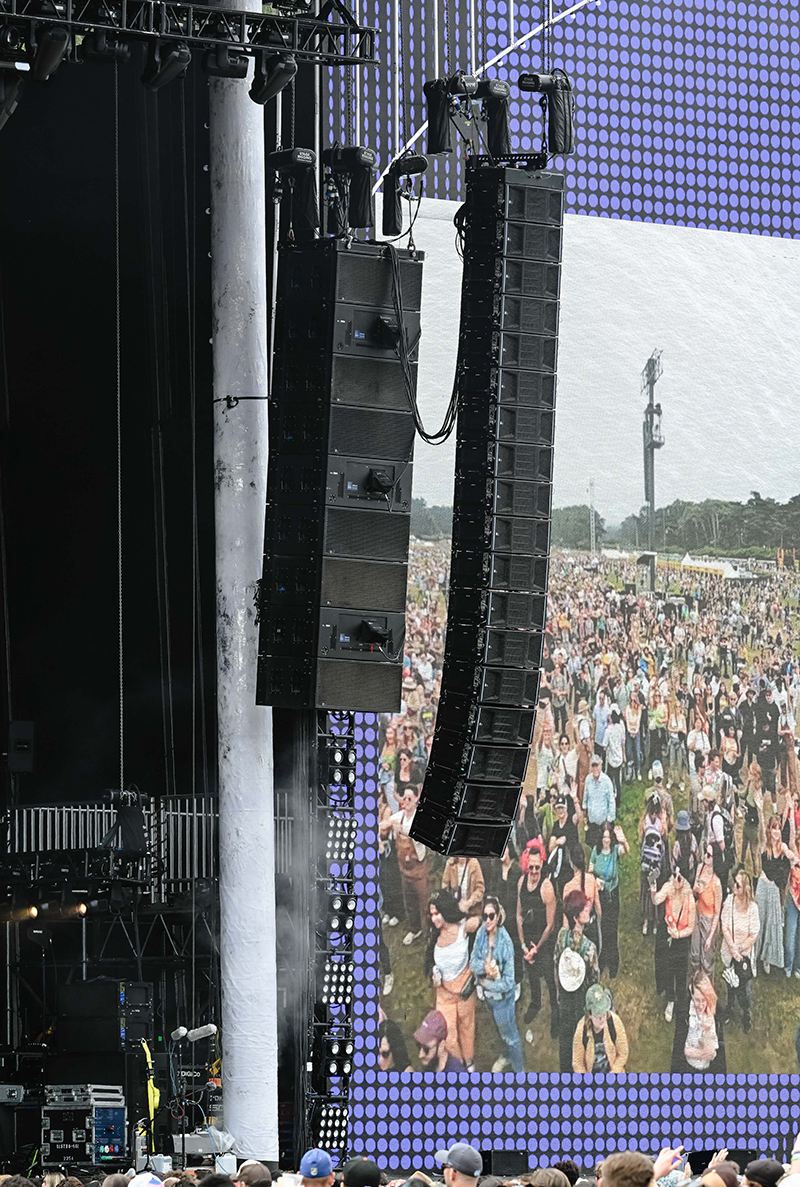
[316,658,402,710]
[413,166,563,854]
[329,407,415,461]
[321,558,408,612]
[335,252,422,309]
[331,356,416,410]
[502,296,559,336]
[324,508,411,560]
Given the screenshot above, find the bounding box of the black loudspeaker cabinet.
[481,1151,530,1176]
[257,240,423,711]
[411,164,564,857]
[57,981,154,1053]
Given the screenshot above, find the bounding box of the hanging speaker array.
[411,161,565,857]
[256,240,424,711]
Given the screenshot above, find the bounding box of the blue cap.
[300,1150,334,1179]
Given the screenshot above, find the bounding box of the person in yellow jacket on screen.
[571,982,629,1073]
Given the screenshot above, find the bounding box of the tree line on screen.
[411,492,800,559]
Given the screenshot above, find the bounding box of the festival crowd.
[379,542,800,1074]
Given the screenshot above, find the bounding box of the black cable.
[386,243,460,445]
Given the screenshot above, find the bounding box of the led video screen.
[345,0,800,1165]
[375,203,800,1079]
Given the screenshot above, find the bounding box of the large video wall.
[342,0,800,1167]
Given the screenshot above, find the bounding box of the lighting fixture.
[249,50,296,105]
[327,740,356,787]
[315,1103,348,1148]
[324,814,358,863]
[321,958,353,1006]
[327,891,357,938]
[203,45,249,78]
[141,41,191,90]
[32,26,70,81]
[81,31,131,63]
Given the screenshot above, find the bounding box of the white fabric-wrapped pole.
[208,46,278,1161]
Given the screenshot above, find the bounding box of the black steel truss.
[0,0,376,67]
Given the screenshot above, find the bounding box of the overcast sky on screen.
[404,195,800,525]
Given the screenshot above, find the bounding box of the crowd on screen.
[378,542,800,1073]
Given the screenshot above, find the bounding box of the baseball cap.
[743,1161,785,1187]
[434,1144,483,1178]
[299,1150,334,1179]
[585,983,612,1016]
[130,1176,163,1187]
[651,760,664,780]
[413,1010,448,1046]
[342,1159,382,1187]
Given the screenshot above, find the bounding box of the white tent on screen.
[679,553,758,581]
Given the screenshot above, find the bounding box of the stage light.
[32,26,70,81]
[321,957,353,1005]
[141,41,191,90]
[326,1039,353,1076]
[249,50,296,105]
[321,144,376,230]
[382,153,428,237]
[328,740,356,787]
[327,891,357,935]
[0,901,38,923]
[517,68,575,154]
[324,814,358,863]
[0,25,25,52]
[203,45,249,78]
[38,898,90,919]
[81,31,131,63]
[313,1030,355,1086]
[315,1102,348,1147]
[475,77,512,157]
[265,146,320,237]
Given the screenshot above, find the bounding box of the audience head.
[529,1172,570,1187]
[563,888,588,929]
[379,1017,411,1071]
[701,1164,740,1187]
[553,1165,581,1187]
[742,1161,785,1187]
[341,1160,382,1187]
[236,1165,272,1187]
[299,1150,335,1187]
[414,1009,449,1069]
[435,1142,484,1187]
[601,1152,654,1187]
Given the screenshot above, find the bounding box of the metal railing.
[9,796,219,903]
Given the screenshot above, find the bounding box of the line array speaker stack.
[411,161,564,857]
[257,240,424,711]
